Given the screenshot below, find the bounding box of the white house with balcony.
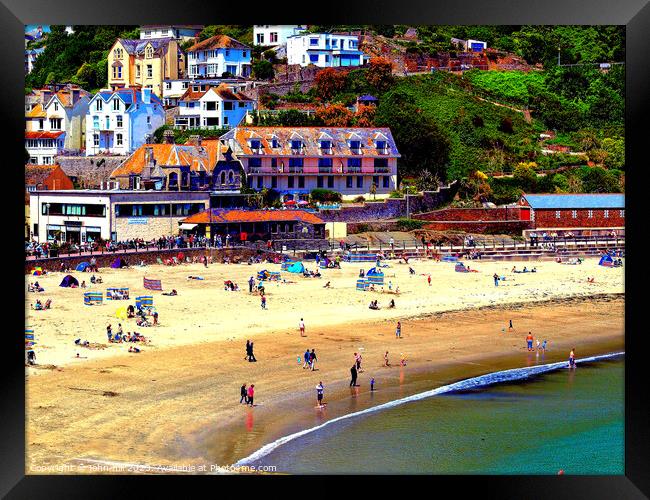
[139,25,203,41]
[287,33,365,67]
[85,88,165,156]
[175,83,255,130]
[186,35,252,78]
[162,78,252,106]
[253,25,306,46]
[25,84,90,163]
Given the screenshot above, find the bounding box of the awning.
[179,223,198,230]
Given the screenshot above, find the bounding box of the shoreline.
[26,294,624,473]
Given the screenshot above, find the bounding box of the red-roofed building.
[180,208,325,242]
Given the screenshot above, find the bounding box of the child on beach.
[370,378,375,391]
[400,354,407,366]
[247,385,255,406]
[316,382,324,407]
[261,295,267,309]
[569,348,576,369]
[396,321,402,339]
[427,275,432,286]
[542,340,548,352]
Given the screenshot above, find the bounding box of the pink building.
[221,127,400,200]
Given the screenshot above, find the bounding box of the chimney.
[163,129,175,144]
[189,134,202,147]
[142,87,151,104]
[40,89,52,106]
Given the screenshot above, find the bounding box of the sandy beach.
[25,256,624,473]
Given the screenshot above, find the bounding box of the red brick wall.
[414,207,522,222]
[424,221,532,233]
[533,208,625,229]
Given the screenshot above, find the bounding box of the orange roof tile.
[26,103,46,118]
[181,209,324,225]
[110,140,225,177]
[187,34,250,52]
[25,131,65,139]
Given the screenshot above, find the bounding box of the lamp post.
[45,202,51,243]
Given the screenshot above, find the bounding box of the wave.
[233,351,624,467]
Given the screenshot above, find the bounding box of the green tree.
[375,89,450,181]
[513,163,537,192]
[601,137,625,169]
[252,60,274,80]
[580,167,621,193]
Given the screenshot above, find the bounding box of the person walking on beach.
[249,341,257,362]
[526,332,534,351]
[245,340,251,361]
[350,365,358,387]
[509,319,513,331]
[569,348,576,369]
[370,377,375,391]
[299,318,306,337]
[310,349,317,371]
[247,384,255,406]
[240,384,248,404]
[303,349,311,369]
[396,321,402,339]
[261,294,267,309]
[493,273,499,286]
[542,340,548,352]
[384,351,390,367]
[248,276,255,294]
[427,275,432,287]
[390,237,394,251]
[316,381,324,407]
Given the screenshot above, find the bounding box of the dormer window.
[349,140,361,154]
[291,140,303,153]
[145,46,154,59]
[96,100,103,111]
[320,140,332,153]
[376,140,387,153]
[250,139,262,152]
[270,138,279,148]
[114,48,123,59]
[113,99,120,111]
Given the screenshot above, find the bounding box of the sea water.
[242,356,624,474]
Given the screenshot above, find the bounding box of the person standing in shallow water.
[247,384,255,406]
[316,381,324,407]
[350,364,358,387]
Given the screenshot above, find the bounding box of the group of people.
[27,281,45,293]
[511,266,537,273]
[224,280,240,291]
[302,349,318,370]
[525,332,548,353]
[31,298,52,310]
[239,384,255,407]
[244,340,257,362]
[107,323,148,344]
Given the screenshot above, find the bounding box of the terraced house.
[175,83,255,130]
[221,127,400,200]
[107,37,185,97]
[85,88,165,156]
[109,134,242,192]
[186,35,252,78]
[25,84,90,163]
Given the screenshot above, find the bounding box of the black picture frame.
[2,1,646,497]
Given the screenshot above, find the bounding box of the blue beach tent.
[287,262,305,274]
[599,254,614,267]
[76,261,90,272]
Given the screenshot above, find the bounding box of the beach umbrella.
[284,200,297,206]
[115,306,127,319]
[297,200,309,206]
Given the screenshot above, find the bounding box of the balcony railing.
[374,167,390,173]
[346,166,362,173]
[288,166,304,173]
[291,148,305,155]
[350,148,362,155]
[318,167,333,173]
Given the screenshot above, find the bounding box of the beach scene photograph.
[24,24,625,475]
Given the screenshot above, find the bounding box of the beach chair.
[83,291,103,306]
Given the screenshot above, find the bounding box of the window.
[289,158,303,168]
[242,51,247,58]
[356,176,363,188]
[42,157,52,165]
[310,38,319,45]
[116,115,123,128]
[310,54,319,63]
[114,48,122,59]
[223,101,234,111]
[249,158,262,168]
[225,49,230,57]
[327,176,334,188]
[147,116,151,125]
[182,82,189,89]
[270,32,278,43]
[288,176,295,188]
[93,134,99,147]
[588,210,593,218]
[373,176,379,188]
[555,211,561,219]
[257,34,264,44]
[257,176,263,189]
[320,140,331,152]
[604,210,609,218]
[205,101,217,111]
[113,99,120,111]
[383,176,390,188]
[332,39,338,47]
[250,139,261,150]
[38,119,44,130]
[571,210,577,219]
[271,138,279,148]
[96,100,103,111]
[271,177,277,188]
[346,177,353,189]
[376,140,387,151]
[347,158,361,169]
[116,133,123,146]
[318,158,333,168]
[112,65,122,79]
[349,140,361,153]
[271,158,277,169]
[147,65,153,78]
[620,209,624,218]
[145,46,154,59]
[223,116,229,125]
[26,139,38,148]
[164,81,171,89]
[226,65,237,75]
[325,55,330,63]
[49,118,62,130]
[291,140,303,150]
[317,177,324,188]
[53,102,59,112]
[136,65,141,78]
[374,158,389,170]
[105,116,110,129]
[298,177,305,188]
